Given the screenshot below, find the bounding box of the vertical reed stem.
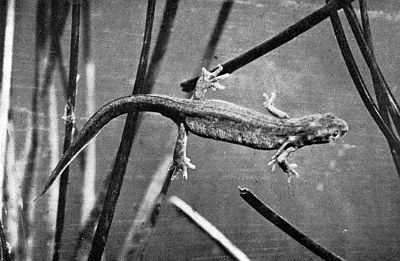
[0,0,15,218]
[52,0,81,259]
[81,0,97,227]
[88,1,156,260]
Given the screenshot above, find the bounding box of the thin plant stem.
[53,0,81,260]
[181,0,355,92]
[81,0,97,226]
[41,1,70,98]
[12,110,32,260]
[118,2,181,258]
[199,0,233,71]
[5,120,23,260]
[118,156,173,261]
[341,3,400,175]
[0,0,16,218]
[73,175,109,260]
[326,3,400,145]
[359,0,373,54]
[343,5,400,125]
[0,216,11,261]
[47,83,60,260]
[170,196,251,261]
[88,1,156,259]
[22,1,50,259]
[239,187,345,261]
[144,0,180,91]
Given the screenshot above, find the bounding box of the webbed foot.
[192,65,229,100]
[170,154,195,180]
[268,146,299,183]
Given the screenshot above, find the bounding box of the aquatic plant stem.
[343,4,400,126]
[144,0,180,91]
[22,1,50,259]
[88,1,156,260]
[118,156,173,260]
[170,196,251,261]
[0,217,11,261]
[239,187,345,261]
[53,0,81,260]
[353,1,400,175]
[48,83,60,260]
[117,2,181,259]
[326,1,400,176]
[326,1,398,144]
[0,0,15,219]
[199,0,233,71]
[81,0,97,227]
[181,0,355,91]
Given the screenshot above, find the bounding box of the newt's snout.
[331,118,348,140]
[308,114,348,145]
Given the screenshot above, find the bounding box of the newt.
[38,66,348,197]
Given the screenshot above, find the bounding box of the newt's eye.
[332,130,340,139]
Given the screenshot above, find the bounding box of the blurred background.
[2,0,400,260]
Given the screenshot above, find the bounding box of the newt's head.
[296,113,348,146]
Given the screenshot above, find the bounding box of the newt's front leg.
[192,65,229,100]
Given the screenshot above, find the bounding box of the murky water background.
[9,0,400,260]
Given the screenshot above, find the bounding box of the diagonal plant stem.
[181,0,355,92]
[144,0,180,91]
[359,0,373,54]
[199,0,233,71]
[170,196,251,261]
[118,156,173,260]
[239,187,345,261]
[52,0,81,260]
[88,1,156,260]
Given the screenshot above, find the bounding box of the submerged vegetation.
[0,0,398,260]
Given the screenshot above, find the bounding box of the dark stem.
[181,0,355,92]
[88,1,156,260]
[359,0,373,54]
[144,0,180,91]
[0,217,11,261]
[343,5,400,127]
[239,187,345,261]
[342,3,400,175]
[326,2,400,146]
[52,0,80,260]
[199,0,233,70]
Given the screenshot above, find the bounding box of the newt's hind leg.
[268,146,299,183]
[170,123,195,180]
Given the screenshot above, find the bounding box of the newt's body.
[88,94,346,150]
[39,67,348,196]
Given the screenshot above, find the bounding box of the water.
[8,0,400,260]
